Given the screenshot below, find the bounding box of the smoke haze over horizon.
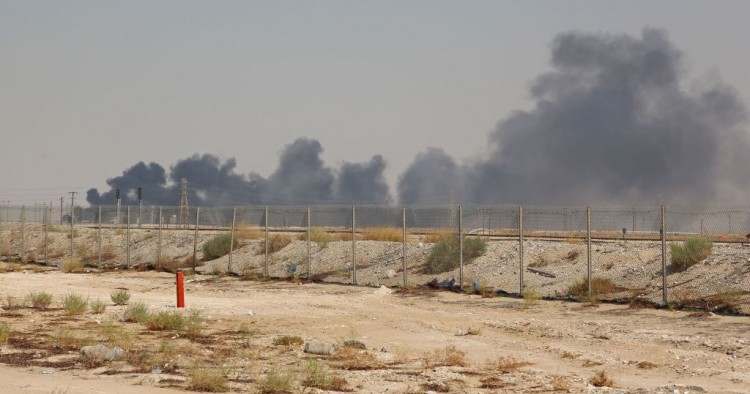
[87,29,750,207]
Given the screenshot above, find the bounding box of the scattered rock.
[304,341,335,355]
[385,269,397,279]
[456,329,468,336]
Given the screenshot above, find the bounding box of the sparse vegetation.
[304,228,334,247]
[273,335,304,346]
[28,291,53,310]
[203,233,233,260]
[256,370,295,394]
[62,292,88,315]
[268,234,292,253]
[567,276,620,298]
[332,346,382,370]
[302,359,349,391]
[61,257,84,274]
[235,223,262,240]
[425,234,487,274]
[90,298,107,314]
[3,294,21,310]
[99,319,135,349]
[422,345,468,368]
[670,237,713,271]
[110,289,130,305]
[589,370,615,387]
[486,356,533,373]
[123,302,150,323]
[53,328,93,350]
[189,366,230,392]
[146,310,185,331]
[361,227,402,242]
[522,287,541,304]
[0,321,11,344]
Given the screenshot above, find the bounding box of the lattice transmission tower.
[179,178,189,228]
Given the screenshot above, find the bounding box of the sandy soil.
[0,267,748,393]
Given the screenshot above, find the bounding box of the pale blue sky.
[2,1,749,204]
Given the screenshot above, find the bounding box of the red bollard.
[176,271,185,308]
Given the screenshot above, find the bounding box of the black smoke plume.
[399,29,750,205]
[86,138,391,206]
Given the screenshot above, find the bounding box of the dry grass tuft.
[123,302,150,323]
[235,223,262,240]
[332,346,382,370]
[268,234,292,253]
[589,370,615,387]
[486,356,533,373]
[423,229,454,244]
[90,299,107,314]
[53,328,93,350]
[567,276,621,298]
[550,375,571,391]
[362,227,402,242]
[302,359,349,391]
[256,370,295,394]
[273,335,303,346]
[61,257,84,273]
[28,291,53,310]
[422,345,468,368]
[62,292,88,315]
[189,366,230,392]
[110,289,130,305]
[0,321,11,344]
[636,361,657,369]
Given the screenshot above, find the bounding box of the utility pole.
[137,187,143,228]
[69,192,77,256]
[60,197,64,225]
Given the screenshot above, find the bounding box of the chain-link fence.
[1,203,749,313]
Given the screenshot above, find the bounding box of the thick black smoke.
[399,29,750,205]
[86,138,391,206]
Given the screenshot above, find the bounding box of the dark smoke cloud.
[399,29,750,205]
[86,138,391,206]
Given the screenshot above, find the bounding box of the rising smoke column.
[399,28,750,205]
[335,155,390,203]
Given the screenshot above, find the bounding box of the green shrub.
[670,237,713,271]
[425,234,487,274]
[184,309,204,336]
[28,291,54,310]
[62,292,88,315]
[123,302,150,323]
[203,233,233,260]
[110,289,130,305]
[146,310,185,331]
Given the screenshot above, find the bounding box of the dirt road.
[0,267,748,393]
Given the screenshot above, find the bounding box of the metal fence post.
[587,206,592,299]
[402,206,407,288]
[193,207,199,273]
[519,206,524,295]
[661,205,667,306]
[157,207,162,268]
[21,206,26,262]
[68,202,74,257]
[351,205,357,285]
[126,206,131,268]
[44,204,49,263]
[97,205,102,265]
[228,207,236,273]
[264,206,269,278]
[307,206,311,280]
[459,205,464,290]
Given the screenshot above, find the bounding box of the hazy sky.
[2,1,749,205]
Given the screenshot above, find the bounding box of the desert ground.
[0,265,749,394]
